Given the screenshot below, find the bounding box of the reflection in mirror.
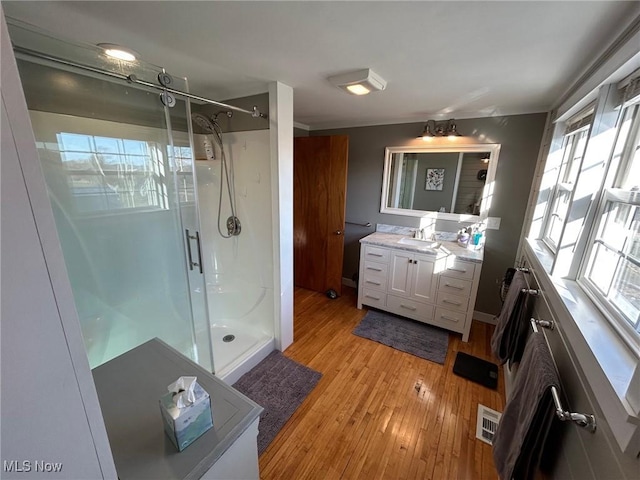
[381,144,500,221]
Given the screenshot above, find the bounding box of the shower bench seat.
[92,338,263,480]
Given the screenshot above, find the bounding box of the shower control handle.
[185,229,204,274]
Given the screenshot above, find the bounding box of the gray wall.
[193,93,269,133]
[412,152,458,212]
[313,112,547,315]
[294,127,309,137]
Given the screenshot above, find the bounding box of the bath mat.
[453,352,498,389]
[353,310,449,364]
[232,351,322,455]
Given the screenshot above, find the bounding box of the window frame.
[578,97,640,353]
[541,124,591,252]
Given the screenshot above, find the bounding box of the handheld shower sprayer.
[191,112,241,238]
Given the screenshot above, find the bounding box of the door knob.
[334,230,343,235]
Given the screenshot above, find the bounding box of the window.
[172,144,196,204]
[542,122,591,251]
[581,99,640,342]
[54,132,170,213]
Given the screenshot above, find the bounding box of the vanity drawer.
[363,260,387,276]
[442,258,475,281]
[438,276,472,297]
[432,307,466,332]
[361,265,387,291]
[387,295,434,323]
[361,288,386,308]
[436,291,469,313]
[363,245,390,264]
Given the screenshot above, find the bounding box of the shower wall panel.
[195,129,275,350]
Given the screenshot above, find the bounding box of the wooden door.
[294,135,349,294]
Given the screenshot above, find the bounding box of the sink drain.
[222,334,235,343]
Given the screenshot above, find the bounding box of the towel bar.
[530,319,597,433]
[532,318,555,330]
[346,221,372,227]
[521,288,540,296]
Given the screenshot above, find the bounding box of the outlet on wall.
[486,217,501,230]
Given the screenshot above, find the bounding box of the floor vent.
[476,404,502,445]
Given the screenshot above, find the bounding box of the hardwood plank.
[259,287,505,479]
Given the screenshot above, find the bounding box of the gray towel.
[491,270,532,365]
[492,333,559,480]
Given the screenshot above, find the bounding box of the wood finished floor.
[259,287,505,480]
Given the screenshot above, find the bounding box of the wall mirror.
[380,144,501,221]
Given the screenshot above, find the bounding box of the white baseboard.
[474,311,497,325]
[342,277,357,288]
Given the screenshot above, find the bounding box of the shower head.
[191,112,217,134]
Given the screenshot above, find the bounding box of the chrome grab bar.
[521,288,540,296]
[532,318,555,330]
[530,319,597,433]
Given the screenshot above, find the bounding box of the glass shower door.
[11,23,214,370]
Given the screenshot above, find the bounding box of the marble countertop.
[359,232,484,263]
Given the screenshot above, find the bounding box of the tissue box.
[159,382,213,451]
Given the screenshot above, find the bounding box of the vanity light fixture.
[419,119,462,140]
[97,43,138,62]
[328,68,387,95]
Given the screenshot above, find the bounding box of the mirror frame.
[380,143,501,222]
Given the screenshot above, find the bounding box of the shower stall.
[8,19,278,380]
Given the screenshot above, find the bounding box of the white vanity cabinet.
[357,235,483,342]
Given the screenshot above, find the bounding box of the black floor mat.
[452,352,498,389]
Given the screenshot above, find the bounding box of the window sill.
[525,238,640,455]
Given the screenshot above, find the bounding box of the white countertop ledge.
[359,232,484,264]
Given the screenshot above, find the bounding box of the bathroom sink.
[397,237,441,250]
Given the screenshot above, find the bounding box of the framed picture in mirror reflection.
[425,168,445,191]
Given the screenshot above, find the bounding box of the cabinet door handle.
[447,267,467,273]
[365,294,381,300]
[369,253,383,257]
[440,314,458,322]
[443,299,462,306]
[366,280,381,286]
[400,304,417,311]
[444,283,464,290]
[366,266,383,272]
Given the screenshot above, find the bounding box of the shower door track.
[13,46,268,119]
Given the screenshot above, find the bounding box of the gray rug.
[232,351,322,455]
[353,310,449,364]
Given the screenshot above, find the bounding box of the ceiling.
[3,1,639,130]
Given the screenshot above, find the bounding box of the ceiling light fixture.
[328,68,387,95]
[97,43,138,62]
[419,119,462,141]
